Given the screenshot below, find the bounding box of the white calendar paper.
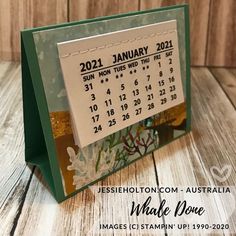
[58,20,184,148]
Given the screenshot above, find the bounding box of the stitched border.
[59,29,177,58]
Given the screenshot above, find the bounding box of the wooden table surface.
[0,62,236,235]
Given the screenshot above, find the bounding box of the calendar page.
[58,20,184,148]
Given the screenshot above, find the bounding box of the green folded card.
[21,4,190,202]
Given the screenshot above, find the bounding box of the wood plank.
[0,167,33,235]
[210,68,236,108]
[153,68,236,234]
[23,0,68,28]
[13,156,164,235]
[206,0,236,66]
[0,62,34,235]
[0,0,67,61]
[0,1,24,61]
[1,62,235,234]
[140,0,211,66]
[140,0,188,10]
[0,62,26,203]
[69,0,139,21]
[0,64,160,235]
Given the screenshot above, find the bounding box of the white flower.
[66,145,117,189]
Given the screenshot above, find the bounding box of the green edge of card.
[21,4,190,202]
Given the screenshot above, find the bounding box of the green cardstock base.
[21,4,191,203]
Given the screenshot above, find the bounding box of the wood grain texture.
[0,62,161,234]
[0,1,24,61]
[69,0,139,21]
[140,0,211,66]
[0,62,236,234]
[153,67,236,234]
[206,0,236,67]
[140,0,186,9]
[1,0,235,67]
[13,157,162,235]
[0,63,25,204]
[0,62,34,235]
[0,0,67,61]
[154,67,236,185]
[210,68,236,108]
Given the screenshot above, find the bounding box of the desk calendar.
[21,5,190,202]
[58,20,184,148]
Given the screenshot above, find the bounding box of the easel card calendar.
[21,5,190,202]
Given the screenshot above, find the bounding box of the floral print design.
[67,141,116,189]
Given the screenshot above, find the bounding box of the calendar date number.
[94,125,102,133]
